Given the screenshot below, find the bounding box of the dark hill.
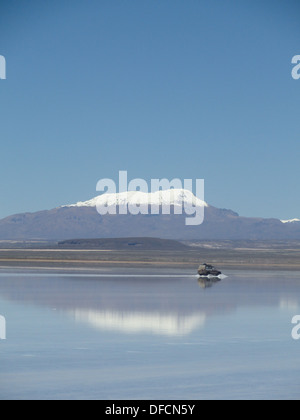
[58,237,189,250]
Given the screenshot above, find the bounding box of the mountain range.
[0,189,299,241]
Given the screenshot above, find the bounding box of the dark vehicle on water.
[197,263,222,278]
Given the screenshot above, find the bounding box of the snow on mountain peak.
[281,218,300,224]
[64,189,208,209]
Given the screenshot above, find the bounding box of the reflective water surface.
[0,268,300,400]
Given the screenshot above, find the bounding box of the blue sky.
[0,0,299,220]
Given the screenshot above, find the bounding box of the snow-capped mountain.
[281,219,300,224]
[64,189,208,209]
[0,189,299,240]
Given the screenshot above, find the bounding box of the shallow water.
[0,268,300,400]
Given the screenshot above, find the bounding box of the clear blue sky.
[0,0,299,220]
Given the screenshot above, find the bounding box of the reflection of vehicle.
[198,263,222,278]
[198,277,221,289]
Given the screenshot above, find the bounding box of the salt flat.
[0,268,300,400]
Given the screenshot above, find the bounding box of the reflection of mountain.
[0,271,299,337]
[279,298,300,311]
[72,309,206,336]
